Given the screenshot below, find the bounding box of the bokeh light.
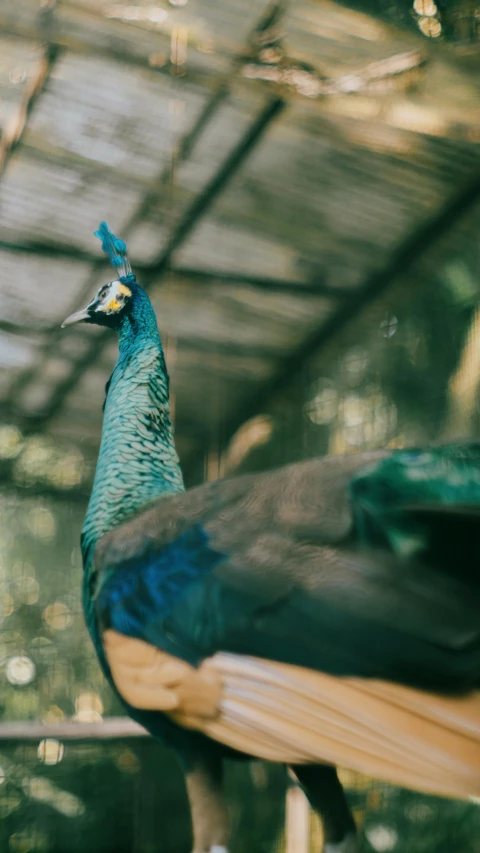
[42,705,65,724]
[0,426,22,459]
[26,507,56,541]
[115,749,140,775]
[74,691,104,723]
[380,314,398,339]
[15,577,40,606]
[366,825,399,851]
[5,656,36,687]
[413,0,437,15]
[43,602,72,631]
[305,380,338,425]
[418,16,442,36]
[13,437,86,491]
[37,739,64,766]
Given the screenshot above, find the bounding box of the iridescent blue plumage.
[97,526,224,661]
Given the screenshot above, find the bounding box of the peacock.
[62,223,480,853]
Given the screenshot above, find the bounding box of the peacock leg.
[290,764,358,853]
[184,750,229,853]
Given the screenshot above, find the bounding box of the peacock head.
[62,278,134,329]
[62,222,136,329]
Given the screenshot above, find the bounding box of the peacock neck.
[81,287,184,568]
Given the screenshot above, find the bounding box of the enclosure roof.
[0,0,479,490]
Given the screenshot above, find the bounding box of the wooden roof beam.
[0,238,346,300]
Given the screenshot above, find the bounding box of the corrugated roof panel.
[124,216,169,264]
[173,88,267,192]
[127,90,269,263]
[0,252,92,329]
[26,54,208,182]
[184,103,480,289]
[0,155,142,250]
[150,277,334,351]
[172,219,304,279]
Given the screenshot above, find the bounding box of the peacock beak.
[61,308,92,328]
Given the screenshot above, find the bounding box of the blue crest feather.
[94,221,132,280]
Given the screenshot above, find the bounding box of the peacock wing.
[93,448,480,799]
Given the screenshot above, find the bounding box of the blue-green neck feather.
[82,282,184,569]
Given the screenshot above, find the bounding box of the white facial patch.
[96,280,132,315]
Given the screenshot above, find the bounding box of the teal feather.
[351,444,480,569]
[94,221,132,279]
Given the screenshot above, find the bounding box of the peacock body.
[62,223,480,853]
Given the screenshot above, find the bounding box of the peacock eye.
[99,286,109,300]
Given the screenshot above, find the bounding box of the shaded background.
[0,0,479,850]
